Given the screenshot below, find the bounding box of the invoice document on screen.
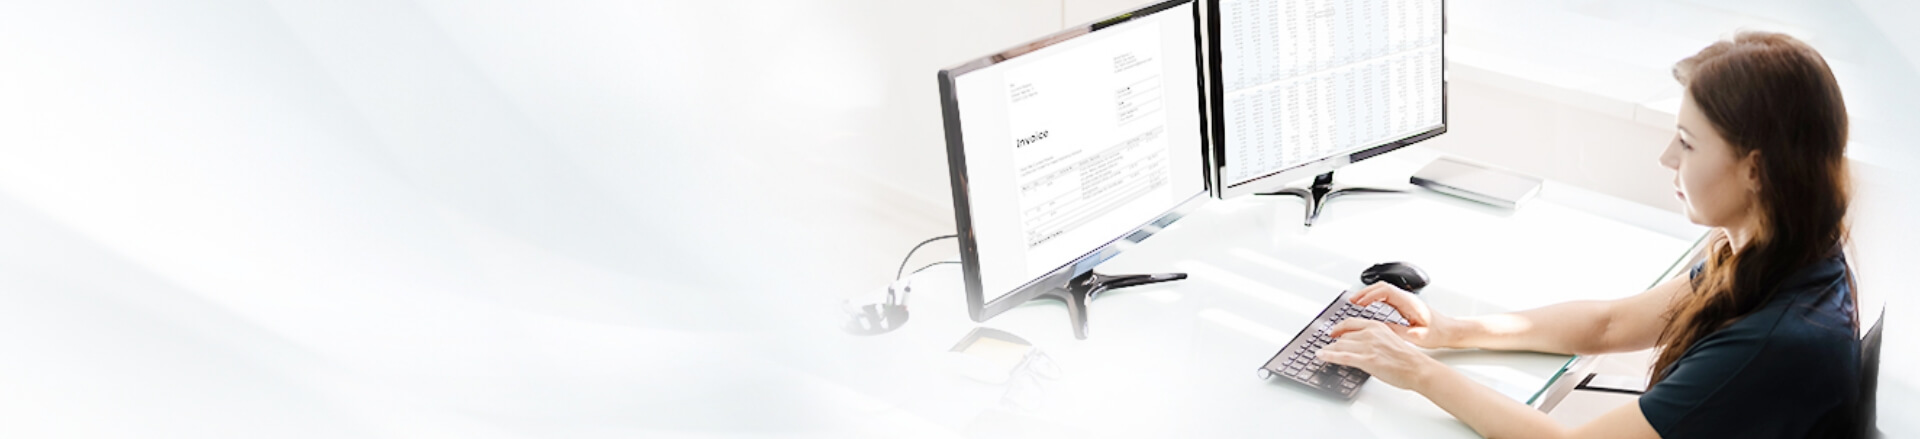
[1003,24,1174,277]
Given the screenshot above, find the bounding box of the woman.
[1318,31,1862,438]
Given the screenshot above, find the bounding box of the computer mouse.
[1361,262,1430,293]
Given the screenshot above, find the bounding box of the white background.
[0,0,1914,437]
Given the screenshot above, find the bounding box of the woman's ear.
[1741,150,1763,192]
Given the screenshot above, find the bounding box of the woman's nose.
[1658,141,1681,170]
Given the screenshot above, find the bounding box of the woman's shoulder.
[1750,253,1857,365]
[1701,252,1855,361]
[1773,251,1855,333]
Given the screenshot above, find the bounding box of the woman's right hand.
[1348,282,1459,349]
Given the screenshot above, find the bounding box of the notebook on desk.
[1410,156,1543,209]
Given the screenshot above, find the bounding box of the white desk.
[815,148,1704,437]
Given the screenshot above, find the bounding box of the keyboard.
[1257,289,1412,398]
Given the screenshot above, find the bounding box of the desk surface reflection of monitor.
[936,0,1208,340]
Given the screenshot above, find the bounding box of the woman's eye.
[1679,139,1693,150]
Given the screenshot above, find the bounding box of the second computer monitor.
[1203,0,1448,198]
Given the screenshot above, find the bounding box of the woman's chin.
[1681,209,1707,226]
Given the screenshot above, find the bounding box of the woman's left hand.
[1317,318,1444,391]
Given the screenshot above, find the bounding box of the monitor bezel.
[937,0,1209,324]
[1201,0,1450,199]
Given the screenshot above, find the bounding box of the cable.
[889,260,959,305]
[895,234,958,280]
[886,235,959,307]
[904,260,959,278]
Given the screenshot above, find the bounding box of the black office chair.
[1858,308,1884,438]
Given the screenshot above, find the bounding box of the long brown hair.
[1650,31,1853,384]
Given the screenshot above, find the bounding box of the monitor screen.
[939,0,1206,317]
[1211,0,1446,195]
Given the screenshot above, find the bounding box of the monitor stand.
[1038,271,1186,340]
[1258,171,1402,226]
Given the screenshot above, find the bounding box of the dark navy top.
[1638,253,1860,438]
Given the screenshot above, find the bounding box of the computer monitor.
[1201,0,1448,225]
[936,0,1208,340]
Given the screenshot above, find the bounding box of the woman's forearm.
[1445,270,1688,355]
[1446,300,1615,355]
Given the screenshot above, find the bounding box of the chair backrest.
[1859,308,1883,438]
